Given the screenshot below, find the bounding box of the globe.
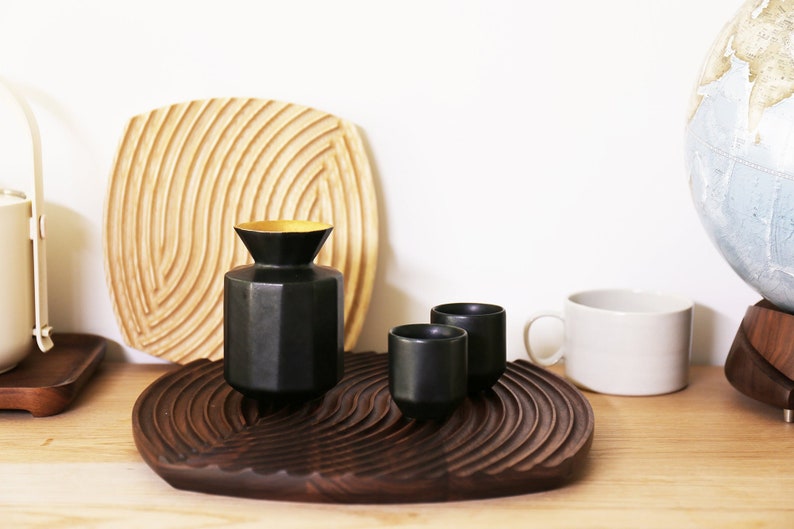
[686,0,794,313]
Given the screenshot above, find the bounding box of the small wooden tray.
[0,333,106,417]
[132,353,594,504]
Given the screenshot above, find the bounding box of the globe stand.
[724,299,794,422]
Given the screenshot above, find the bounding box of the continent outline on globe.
[686,0,794,313]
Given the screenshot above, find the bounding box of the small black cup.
[388,323,468,421]
[431,303,506,392]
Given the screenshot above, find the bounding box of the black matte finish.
[234,223,332,266]
[388,323,467,420]
[431,303,506,392]
[224,223,343,402]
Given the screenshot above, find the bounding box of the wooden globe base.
[725,299,794,422]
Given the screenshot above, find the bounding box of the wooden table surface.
[1,361,792,528]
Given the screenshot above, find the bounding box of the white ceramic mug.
[524,289,694,396]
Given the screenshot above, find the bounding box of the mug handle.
[523,311,564,366]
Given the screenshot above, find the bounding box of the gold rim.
[236,220,332,233]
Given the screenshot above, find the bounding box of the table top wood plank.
[1,363,792,528]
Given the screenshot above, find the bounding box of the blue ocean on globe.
[685,1,794,313]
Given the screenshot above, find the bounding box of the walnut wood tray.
[132,353,594,504]
[0,333,106,417]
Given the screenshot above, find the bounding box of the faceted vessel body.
[224,220,343,401]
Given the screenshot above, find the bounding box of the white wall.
[0,0,759,364]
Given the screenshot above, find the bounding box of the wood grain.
[104,98,378,363]
[132,353,594,503]
[742,299,794,379]
[3,363,794,527]
[0,333,105,416]
[724,299,794,411]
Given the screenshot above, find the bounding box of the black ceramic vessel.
[388,323,467,420]
[431,302,506,392]
[224,220,343,402]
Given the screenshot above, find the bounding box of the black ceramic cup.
[431,303,506,392]
[388,323,468,421]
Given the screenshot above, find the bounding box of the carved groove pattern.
[132,354,594,503]
[104,98,378,362]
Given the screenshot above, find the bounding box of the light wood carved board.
[104,98,378,363]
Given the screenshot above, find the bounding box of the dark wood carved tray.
[132,353,594,504]
[0,333,106,417]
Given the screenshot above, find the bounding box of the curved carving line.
[105,98,378,362]
[131,355,595,503]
